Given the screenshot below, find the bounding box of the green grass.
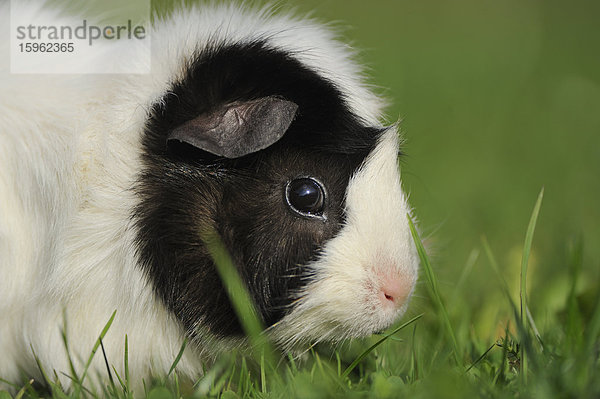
[3,190,599,398]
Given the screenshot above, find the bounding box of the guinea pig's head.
[134,41,419,350]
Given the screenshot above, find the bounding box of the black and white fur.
[0,2,419,389]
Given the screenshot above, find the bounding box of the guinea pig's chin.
[266,291,413,350]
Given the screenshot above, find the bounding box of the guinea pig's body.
[0,3,418,389]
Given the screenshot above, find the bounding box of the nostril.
[378,276,410,308]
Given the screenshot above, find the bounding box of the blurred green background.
[265,0,600,338]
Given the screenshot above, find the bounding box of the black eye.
[285,178,326,218]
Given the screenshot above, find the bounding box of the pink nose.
[378,275,411,308]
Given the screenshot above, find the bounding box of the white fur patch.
[271,129,418,349]
[0,2,415,391]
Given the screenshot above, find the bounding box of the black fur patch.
[134,41,382,338]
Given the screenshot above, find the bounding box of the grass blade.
[341,313,423,378]
[13,380,34,399]
[167,339,187,377]
[99,339,116,393]
[260,351,267,394]
[519,187,544,385]
[0,378,19,391]
[451,248,480,303]
[482,236,544,352]
[30,346,52,388]
[410,324,421,381]
[481,236,515,306]
[124,334,130,397]
[465,342,496,373]
[59,310,80,384]
[203,231,276,365]
[407,214,460,364]
[78,310,117,389]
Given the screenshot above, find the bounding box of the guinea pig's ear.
[167,96,298,159]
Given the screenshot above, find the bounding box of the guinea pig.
[0,2,419,389]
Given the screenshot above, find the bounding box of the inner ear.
[167,96,298,159]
